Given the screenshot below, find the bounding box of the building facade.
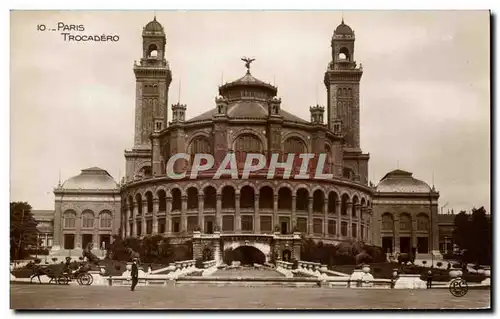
[47,18,442,262]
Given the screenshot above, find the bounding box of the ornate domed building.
[52,167,121,254]
[50,18,441,263]
[120,18,372,264]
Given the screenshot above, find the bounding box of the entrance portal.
[382,236,393,254]
[231,246,265,265]
[82,234,93,250]
[400,237,411,254]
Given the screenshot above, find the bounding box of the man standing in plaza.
[130,258,139,291]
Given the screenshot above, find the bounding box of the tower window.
[149,50,158,58]
[338,47,350,61]
[147,44,159,58]
[155,121,162,131]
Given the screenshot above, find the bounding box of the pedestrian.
[426,270,433,289]
[130,258,139,291]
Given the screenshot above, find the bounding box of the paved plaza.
[11,284,490,310]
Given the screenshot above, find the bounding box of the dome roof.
[143,17,164,35]
[219,72,277,97]
[227,101,268,118]
[376,169,432,193]
[334,21,354,36]
[61,167,118,190]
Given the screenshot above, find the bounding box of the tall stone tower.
[125,18,172,182]
[324,19,363,150]
[324,20,369,185]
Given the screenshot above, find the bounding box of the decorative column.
[411,217,418,253]
[198,194,204,231]
[125,207,131,238]
[216,194,222,229]
[273,194,278,231]
[323,200,328,237]
[336,200,341,238]
[132,204,138,237]
[308,197,313,235]
[181,195,187,232]
[166,198,172,235]
[347,201,353,238]
[394,217,400,253]
[254,194,260,233]
[142,202,147,236]
[235,193,241,232]
[291,195,297,228]
[153,199,159,234]
[355,204,361,239]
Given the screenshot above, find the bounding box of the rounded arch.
[259,185,274,209]
[185,132,212,153]
[230,128,268,151]
[63,209,77,228]
[167,183,185,197]
[145,191,154,213]
[295,188,309,211]
[360,197,366,207]
[338,47,350,61]
[135,193,143,215]
[400,213,412,231]
[340,193,350,215]
[284,136,307,154]
[381,212,394,230]
[147,43,159,58]
[203,185,217,209]
[157,189,167,212]
[233,133,264,162]
[81,209,95,228]
[221,185,236,209]
[240,185,255,209]
[278,187,292,210]
[328,191,339,214]
[237,181,256,194]
[352,195,359,217]
[201,182,219,195]
[186,187,199,210]
[170,187,182,211]
[99,210,113,228]
[312,189,325,213]
[416,213,430,231]
[293,183,310,196]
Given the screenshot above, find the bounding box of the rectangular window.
[82,217,94,228]
[241,215,253,232]
[341,221,347,237]
[172,217,180,233]
[222,215,234,232]
[361,225,364,240]
[260,216,272,232]
[328,220,336,235]
[297,217,307,233]
[187,216,198,232]
[129,223,133,237]
[146,220,153,234]
[64,217,75,228]
[352,223,357,238]
[313,218,323,234]
[158,218,166,234]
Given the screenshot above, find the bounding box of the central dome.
[376,169,432,193]
[61,167,118,190]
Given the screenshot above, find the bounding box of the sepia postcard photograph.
[8,7,492,310]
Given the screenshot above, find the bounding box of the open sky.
[10,10,490,212]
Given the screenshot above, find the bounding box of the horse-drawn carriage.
[30,263,93,286]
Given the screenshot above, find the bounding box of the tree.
[10,202,39,260]
[453,207,491,265]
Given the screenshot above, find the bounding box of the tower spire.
[341,12,344,24]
